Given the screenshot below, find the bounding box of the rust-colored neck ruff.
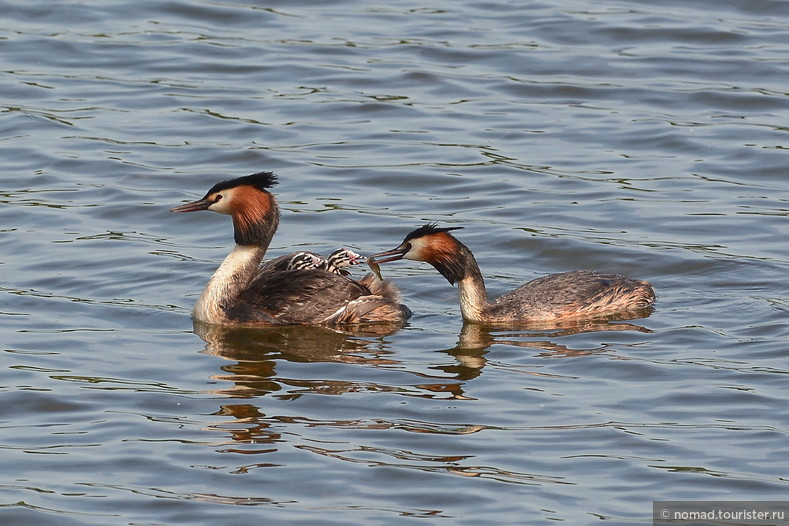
[426,234,484,287]
[230,186,280,246]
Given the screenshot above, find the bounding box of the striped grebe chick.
[287,248,363,275]
[321,248,363,275]
[368,223,655,324]
[170,172,409,326]
[262,248,362,276]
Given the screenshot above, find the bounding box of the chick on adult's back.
[170,172,409,326]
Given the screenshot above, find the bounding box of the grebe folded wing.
[494,270,654,319]
[232,269,401,325]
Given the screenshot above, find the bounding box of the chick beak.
[346,250,364,266]
[170,199,213,213]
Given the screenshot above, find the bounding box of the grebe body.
[369,224,655,323]
[170,172,409,326]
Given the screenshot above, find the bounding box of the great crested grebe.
[170,172,409,326]
[368,223,655,323]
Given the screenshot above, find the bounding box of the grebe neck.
[194,244,266,323]
[431,241,490,323]
[457,275,490,323]
[194,204,278,324]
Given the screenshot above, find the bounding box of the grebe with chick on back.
[170,172,409,326]
[368,223,655,324]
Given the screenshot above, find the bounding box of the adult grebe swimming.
[170,172,409,326]
[368,223,655,323]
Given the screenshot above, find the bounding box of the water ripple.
[2,0,788,524]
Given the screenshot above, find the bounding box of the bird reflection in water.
[434,313,654,383]
[192,305,652,404]
[190,314,653,464]
[193,320,403,398]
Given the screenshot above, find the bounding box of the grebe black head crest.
[406,223,470,285]
[403,223,464,243]
[204,171,278,198]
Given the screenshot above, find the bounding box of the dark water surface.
[2,0,788,524]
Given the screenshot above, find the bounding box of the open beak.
[367,245,409,264]
[346,250,364,266]
[170,199,212,213]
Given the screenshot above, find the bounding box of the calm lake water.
[2,0,788,524]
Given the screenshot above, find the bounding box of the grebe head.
[368,223,470,285]
[285,252,324,271]
[325,248,363,269]
[170,171,280,245]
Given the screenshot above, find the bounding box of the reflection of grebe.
[369,224,655,323]
[170,172,409,326]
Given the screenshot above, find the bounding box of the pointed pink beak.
[367,246,409,264]
[170,199,212,213]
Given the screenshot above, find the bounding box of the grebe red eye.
[215,194,223,202]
